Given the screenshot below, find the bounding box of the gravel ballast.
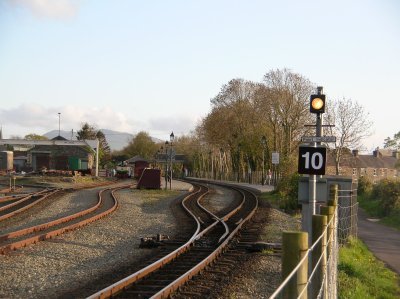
[0,181,192,298]
[0,179,300,298]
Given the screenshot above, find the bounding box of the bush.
[357,176,373,196]
[372,179,400,216]
[276,173,301,211]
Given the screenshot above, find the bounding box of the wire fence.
[337,188,358,245]
[269,205,338,299]
[269,183,358,298]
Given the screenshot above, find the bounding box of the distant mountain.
[44,129,162,151]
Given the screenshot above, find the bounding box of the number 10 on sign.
[298,146,326,175]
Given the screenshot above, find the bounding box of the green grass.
[259,191,281,208]
[339,238,400,298]
[130,189,180,206]
[358,194,400,230]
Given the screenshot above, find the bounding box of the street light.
[169,131,174,190]
[237,142,241,182]
[164,142,169,190]
[219,148,224,180]
[261,136,267,185]
[58,112,61,136]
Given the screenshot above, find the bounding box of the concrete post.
[312,214,328,298]
[282,231,309,299]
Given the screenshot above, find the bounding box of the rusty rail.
[87,181,258,299]
[0,189,59,221]
[152,186,257,298]
[0,185,129,254]
[86,184,209,299]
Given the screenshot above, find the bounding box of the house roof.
[52,135,67,141]
[327,149,398,169]
[125,155,148,164]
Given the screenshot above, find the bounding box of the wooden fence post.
[312,214,328,298]
[282,231,309,299]
[328,184,338,207]
[320,206,335,256]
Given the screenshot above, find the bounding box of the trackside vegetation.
[338,238,400,298]
[357,177,400,230]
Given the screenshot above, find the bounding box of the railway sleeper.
[128,284,164,291]
[215,261,235,268]
[172,291,204,298]
[139,279,175,286]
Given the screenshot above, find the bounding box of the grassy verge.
[358,194,400,230]
[258,191,281,209]
[339,238,400,298]
[129,189,181,207]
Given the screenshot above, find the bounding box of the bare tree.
[325,98,373,175]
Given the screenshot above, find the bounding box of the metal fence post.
[282,231,309,299]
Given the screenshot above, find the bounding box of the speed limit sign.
[298,146,326,175]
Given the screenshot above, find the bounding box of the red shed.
[137,168,161,189]
[125,155,149,178]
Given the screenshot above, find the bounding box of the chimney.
[352,150,359,157]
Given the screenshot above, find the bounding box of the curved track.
[0,185,129,254]
[87,180,258,299]
[0,188,59,221]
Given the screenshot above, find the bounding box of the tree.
[122,131,158,160]
[76,123,97,140]
[325,98,373,175]
[384,131,400,150]
[196,69,316,181]
[24,134,48,140]
[76,123,111,167]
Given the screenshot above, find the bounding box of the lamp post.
[237,143,241,182]
[261,136,267,185]
[169,131,174,190]
[58,112,61,136]
[163,142,168,190]
[219,148,224,181]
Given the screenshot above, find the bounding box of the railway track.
[0,188,59,222]
[0,185,129,254]
[87,180,258,299]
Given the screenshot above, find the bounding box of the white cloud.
[0,104,200,139]
[7,0,79,19]
[0,104,137,137]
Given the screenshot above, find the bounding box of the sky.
[0,0,399,152]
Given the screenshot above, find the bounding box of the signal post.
[298,87,331,241]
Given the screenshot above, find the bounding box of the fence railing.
[269,184,358,298]
[190,170,281,186]
[269,203,337,299]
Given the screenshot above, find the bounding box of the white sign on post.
[272,152,279,165]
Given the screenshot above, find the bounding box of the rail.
[87,181,258,299]
[86,185,209,299]
[0,186,127,254]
